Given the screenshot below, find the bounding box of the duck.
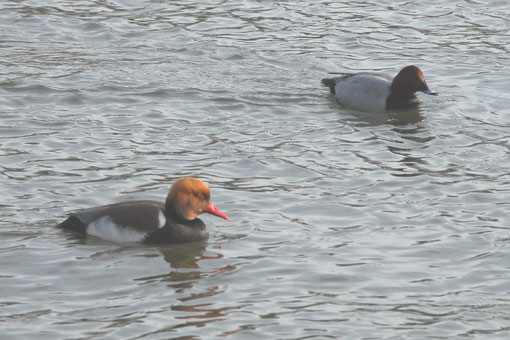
[322,65,437,112]
[57,177,229,244]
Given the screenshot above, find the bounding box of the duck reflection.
[157,244,238,330]
[389,107,424,126]
[158,241,209,269]
[157,241,234,283]
[334,104,436,177]
[341,106,424,127]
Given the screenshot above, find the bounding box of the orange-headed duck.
[322,65,437,112]
[57,177,229,243]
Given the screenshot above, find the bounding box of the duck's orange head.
[166,177,229,221]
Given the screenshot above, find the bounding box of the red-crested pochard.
[57,177,229,243]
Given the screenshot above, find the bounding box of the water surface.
[1,1,510,339]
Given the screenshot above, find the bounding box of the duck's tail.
[321,78,337,94]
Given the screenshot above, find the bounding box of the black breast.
[144,212,209,244]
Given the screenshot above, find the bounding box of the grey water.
[1,1,510,339]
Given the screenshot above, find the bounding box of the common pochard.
[322,65,437,112]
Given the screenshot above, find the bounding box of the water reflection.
[135,242,232,283]
[138,244,236,334]
[159,242,209,269]
[389,108,424,126]
[340,107,424,127]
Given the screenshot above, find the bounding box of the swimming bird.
[322,65,437,112]
[57,177,229,243]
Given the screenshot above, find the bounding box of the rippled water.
[1,0,510,339]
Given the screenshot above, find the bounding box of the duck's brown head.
[392,65,437,96]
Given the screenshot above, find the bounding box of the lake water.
[1,1,510,339]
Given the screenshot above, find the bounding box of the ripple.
[1,0,510,339]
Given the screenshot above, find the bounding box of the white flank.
[158,210,166,229]
[86,216,147,242]
[335,75,391,112]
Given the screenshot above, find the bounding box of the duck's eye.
[193,192,209,200]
